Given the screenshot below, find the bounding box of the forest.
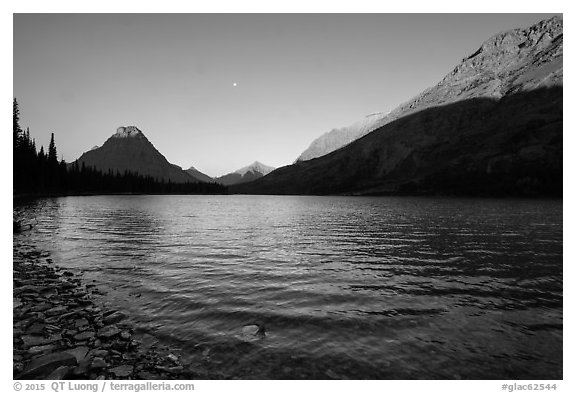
[13,98,227,197]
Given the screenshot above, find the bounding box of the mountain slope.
[296,112,389,162]
[296,16,563,163]
[185,166,213,183]
[234,16,563,197]
[215,161,275,186]
[75,126,199,183]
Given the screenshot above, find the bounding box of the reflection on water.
[16,195,562,379]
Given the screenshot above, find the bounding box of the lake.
[14,195,563,379]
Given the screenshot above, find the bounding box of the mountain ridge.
[295,15,562,163]
[233,16,562,197]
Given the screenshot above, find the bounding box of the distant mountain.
[234,16,563,197]
[215,161,275,186]
[75,126,200,183]
[185,166,213,183]
[296,113,389,162]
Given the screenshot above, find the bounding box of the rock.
[28,323,46,335]
[64,346,89,363]
[18,351,78,379]
[98,326,121,339]
[72,359,91,376]
[90,357,107,369]
[137,371,158,379]
[120,331,131,340]
[32,303,53,312]
[14,362,24,374]
[167,353,179,363]
[45,306,68,316]
[15,284,41,294]
[64,329,78,337]
[155,365,184,374]
[73,331,95,341]
[75,318,89,328]
[110,365,134,377]
[166,366,184,374]
[103,311,125,325]
[21,335,49,348]
[27,344,56,356]
[241,324,266,339]
[90,349,109,358]
[46,366,70,379]
[60,281,76,290]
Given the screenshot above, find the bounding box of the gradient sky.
[13,13,557,177]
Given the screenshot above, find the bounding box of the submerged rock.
[64,346,89,363]
[46,366,71,380]
[18,352,77,379]
[103,311,125,325]
[97,325,121,339]
[241,324,266,340]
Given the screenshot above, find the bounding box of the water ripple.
[18,195,562,379]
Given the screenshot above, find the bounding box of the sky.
[13,13,559,177]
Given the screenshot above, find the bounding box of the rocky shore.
[13,240,209,380]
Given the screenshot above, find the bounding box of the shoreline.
[13,238,215,380]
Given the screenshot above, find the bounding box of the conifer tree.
[48,133,58,164]
[13,98,22,147]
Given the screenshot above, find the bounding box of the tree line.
[13,98,227,196]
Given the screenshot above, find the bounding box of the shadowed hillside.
[295,16,563,163]
[233,86,562,197]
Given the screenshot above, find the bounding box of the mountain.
[215,161,275,186]
[185,166,213,183]
[233,16,563,197]
[296,112,389,162]
[297,16,563,163]
[75,126,200,183]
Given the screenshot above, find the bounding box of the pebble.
[98,325,121,339]
[103,311,125,325]
[13,241,193,381]
[73,331,95,341]
[64,346,89,363]
[90,357,107,369]
[46,366,70,380]
[110,365,134,377]
[120,331,131,340]
[27,344,56,356]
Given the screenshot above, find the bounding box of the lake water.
[14,195,563,379]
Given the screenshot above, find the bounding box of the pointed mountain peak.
[112,126,145,138]
[75,126,195,183]
[184,165,213,183]
[234,161,275,176]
